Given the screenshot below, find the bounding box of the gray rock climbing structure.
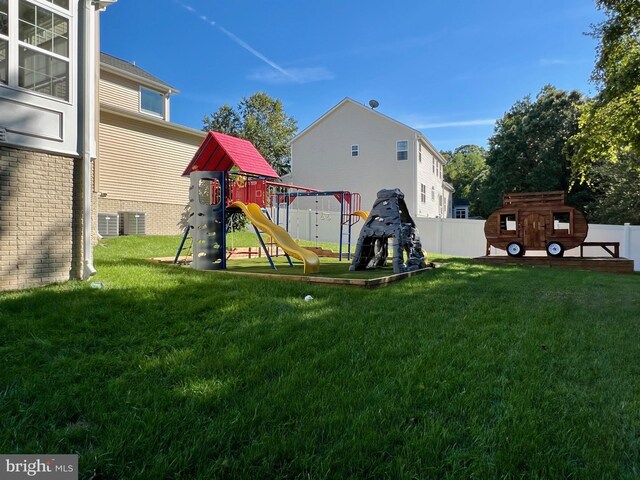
[349,189,427,273]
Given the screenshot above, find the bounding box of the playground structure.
[350,189,428,274]
[484,191,588,257]
[176,132,363,273]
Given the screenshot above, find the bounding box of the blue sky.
[101,0,604,152]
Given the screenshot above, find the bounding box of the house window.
[140,86,165,117]
[396,140,408,161]
[44,0,69,8]
[454,207,467,219]
[0,41,6,85]
[418,144,422,162]
[420,183,426,203]
[431,186,435,201]
[500,214,517,232]
[16,0,70,100]
[351,144,359,157]
[0,0,7,84]
[553,212,571,233]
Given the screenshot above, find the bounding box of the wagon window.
[553,212,571,233]
[500,214,517,232]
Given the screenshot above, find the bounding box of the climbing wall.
[349,189,427,273]
[189,171,226,270]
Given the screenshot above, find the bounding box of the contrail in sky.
[174,0,295,80]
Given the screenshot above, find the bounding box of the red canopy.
[182,131,280,178]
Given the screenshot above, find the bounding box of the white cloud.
[415,119,497,129]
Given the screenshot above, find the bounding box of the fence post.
[436,218,443,254]
[623,223,631,258]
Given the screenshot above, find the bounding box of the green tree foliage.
[569,0,640,223]
[441,145,488,217]
[203,92,298,176]
[475,85,592,218]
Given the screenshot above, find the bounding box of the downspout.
[413,132,419,217]
[81,0,115,278]
[81,0,97,278]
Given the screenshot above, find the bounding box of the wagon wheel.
[546,242,564,258]
[507,242,525,257]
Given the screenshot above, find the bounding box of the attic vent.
[98,213,120,237]
[0,127,7,142]
[119,211,146,235]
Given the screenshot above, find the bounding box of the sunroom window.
[17,0,69,100]
[0,0,8,84]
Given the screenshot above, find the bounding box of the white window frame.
[140,86,166,118]
[431,186,435,201]
[4,0,73,102]
[351,144,359,157]
[454,207,467,219]
[420,183,426,203]
[396,140,408,161]
[0,0,78,155]
[418,143,422,163]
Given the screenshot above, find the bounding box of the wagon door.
[523,214,546,249]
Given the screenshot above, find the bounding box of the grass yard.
[1,235,640,479]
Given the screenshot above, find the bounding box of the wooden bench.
[580,242,620,258]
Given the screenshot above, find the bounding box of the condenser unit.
[97,213,120,237]
[119,211,146,235]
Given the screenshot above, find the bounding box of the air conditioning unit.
[97,213,120,237]
[119,211,146,235]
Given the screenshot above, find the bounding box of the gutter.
[80,0,116,278]
[80,1,97,278]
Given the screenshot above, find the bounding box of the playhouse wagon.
[484,191,588,258]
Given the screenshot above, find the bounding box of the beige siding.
[416,139,446,217]
[98,111,203,205]
[99,70,140,113]
[289,101,416,214]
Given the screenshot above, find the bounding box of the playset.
[175,131,431,277]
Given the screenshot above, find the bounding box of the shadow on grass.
[1,258,640,478]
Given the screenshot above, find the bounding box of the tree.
[568,0,640,223]
[475,85,592,217]
[203,92,298,176]
[441,145,488,217]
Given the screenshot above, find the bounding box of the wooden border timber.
[474,256,634,274]
[148,257,435,287]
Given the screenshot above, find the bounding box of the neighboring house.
[96,53,205,235]
[453,198,470,219]
[0,0,112,291]
[285,98,453,218]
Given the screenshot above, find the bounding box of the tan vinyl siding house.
[96,53,205,235]
[286,98,453,218]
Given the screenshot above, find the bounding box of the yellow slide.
[353,210,370,221]
[230,201,320,274]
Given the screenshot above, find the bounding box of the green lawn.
[1,236,640,479]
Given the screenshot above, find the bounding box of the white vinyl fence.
[270,208,639,271]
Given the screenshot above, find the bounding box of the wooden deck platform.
[474,255,635,274]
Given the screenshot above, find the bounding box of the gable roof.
[182,132,280,179]
[100,52,177,93]
[291,97,447,163]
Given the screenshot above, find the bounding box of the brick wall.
[96,198,187,236]
[0,146,83,291]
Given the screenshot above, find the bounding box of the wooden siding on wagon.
[98,111,204,205]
